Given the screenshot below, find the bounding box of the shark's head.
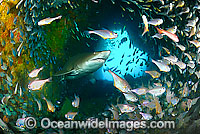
[85,50,111,71]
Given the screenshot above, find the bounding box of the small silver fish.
[108,70,132,93]
[72,94,80,108]
[148,18,163,26]
[92,0,98,3]
[152,59,171,72]
[117,104,135,113]
[175,60,186,69]
[14,83,18,94]
[34,98,42,111]
[123,92,138,102]
[16,118,26,128]
[131,87,147,95]
[16,0,24,9]
[108,104,119,120]
[142,15,149,36]
[1,94,11,104]
[65,112,78,120]
[28,78,51,90]
[171,97,179,106]
[148,86,166,97]
[139,112,153,120]
[163,55,178,64]
[86,30,118,39]
[38,15,62,26]
[28,66,44,78]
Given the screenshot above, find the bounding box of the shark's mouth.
[91,58,107,62]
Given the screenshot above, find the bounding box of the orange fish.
[155,97,162,114]
[3,115,9,123]
[155,27,179,42]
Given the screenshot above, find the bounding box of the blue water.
[94,29,149,81]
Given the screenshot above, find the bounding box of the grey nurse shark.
[54,50,111,79]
